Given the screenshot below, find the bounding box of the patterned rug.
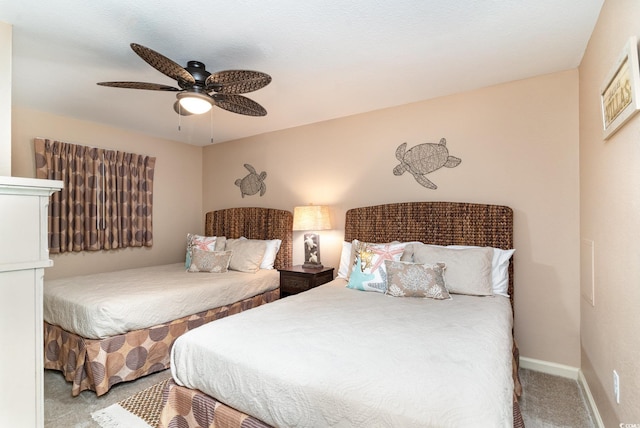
[91,378,168,428]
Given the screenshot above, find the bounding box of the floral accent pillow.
[187,249,233,273]
[185,234,226,268]
[385,260,451,299]
[346,240,407,293]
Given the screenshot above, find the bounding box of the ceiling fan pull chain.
[178,105,182,131]
[210,109,214,144]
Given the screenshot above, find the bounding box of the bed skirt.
[159,379,525,428]
[43,288,280,396]
[160,379,271,428]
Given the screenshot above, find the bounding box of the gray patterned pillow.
[187,249,233,273]
[384,260,451,299]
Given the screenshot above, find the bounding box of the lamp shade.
[292,205,331,231]
[177,92,213,114]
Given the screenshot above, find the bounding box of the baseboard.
[578,370,605,428]
[519,356,579,379]
[519,357,604,428]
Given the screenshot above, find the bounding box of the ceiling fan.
[98,43,271,117]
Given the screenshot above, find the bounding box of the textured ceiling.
[1,0,603,146]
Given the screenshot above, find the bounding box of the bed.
[159,201,524,427]
[43,207,293,396]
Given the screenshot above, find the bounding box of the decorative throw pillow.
[186,234,216,268]
[342,239,405,280]
[402,243,493,296]
[385,260,451,299]
[225,238,267,273]
[187,249,232,273]
[185,234,226,268]
[346,240,407,293]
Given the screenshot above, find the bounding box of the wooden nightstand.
[279,265,335,297]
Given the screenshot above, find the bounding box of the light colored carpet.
[518,368,596,427]
[45,368,596,428]
[44,370,171,428]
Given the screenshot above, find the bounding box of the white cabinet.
[0,176,62,428]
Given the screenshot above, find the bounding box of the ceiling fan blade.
[173,100,195,116]
[97,81,181,91]
[205,70,271,94]
[212,94,267,116]
[130,43,195,87]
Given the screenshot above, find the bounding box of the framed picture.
[600,36,640,140]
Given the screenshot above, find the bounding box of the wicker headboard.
[344,201,514,306]
[205,207,293,270]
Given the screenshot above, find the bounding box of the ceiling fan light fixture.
[177,91,213,114]
[99,44,270,117]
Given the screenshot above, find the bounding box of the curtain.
[34,138,155,253]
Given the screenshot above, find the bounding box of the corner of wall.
[578,370,605,428]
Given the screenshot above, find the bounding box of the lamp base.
[302,232,323,269]
[302,262,324,270]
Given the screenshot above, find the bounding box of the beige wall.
[579,0,640,425]
[203,70,581,367]
[11,107,204,279]
[9,61,585,381]
[1,22,11,176]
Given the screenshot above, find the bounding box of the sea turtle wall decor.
[235,163,267,198]
[393,138,461,189]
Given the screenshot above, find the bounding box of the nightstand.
[279,265,335,297]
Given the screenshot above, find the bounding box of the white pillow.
[260,239,282,269]
[337,241,352,279]
[448,245,515,297]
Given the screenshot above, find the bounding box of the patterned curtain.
[34,138,156,253]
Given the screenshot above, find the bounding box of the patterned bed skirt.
[43,288,280,396]
[159,379,525,428]
[160,379,271,428]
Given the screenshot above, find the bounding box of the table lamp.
[292,205,331,269]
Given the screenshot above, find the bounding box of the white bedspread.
[171,278,514,427]
[44,263,278,339]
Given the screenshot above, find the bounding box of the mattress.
[44,263,279,339]
[171,278,514,427]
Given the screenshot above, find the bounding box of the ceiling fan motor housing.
[181,61,211,89]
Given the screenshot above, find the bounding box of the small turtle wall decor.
[393,138,461,189]
[235,164,267,198]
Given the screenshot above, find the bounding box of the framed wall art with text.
[600,36,640,140]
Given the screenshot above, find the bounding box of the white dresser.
[0,176,62,428]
